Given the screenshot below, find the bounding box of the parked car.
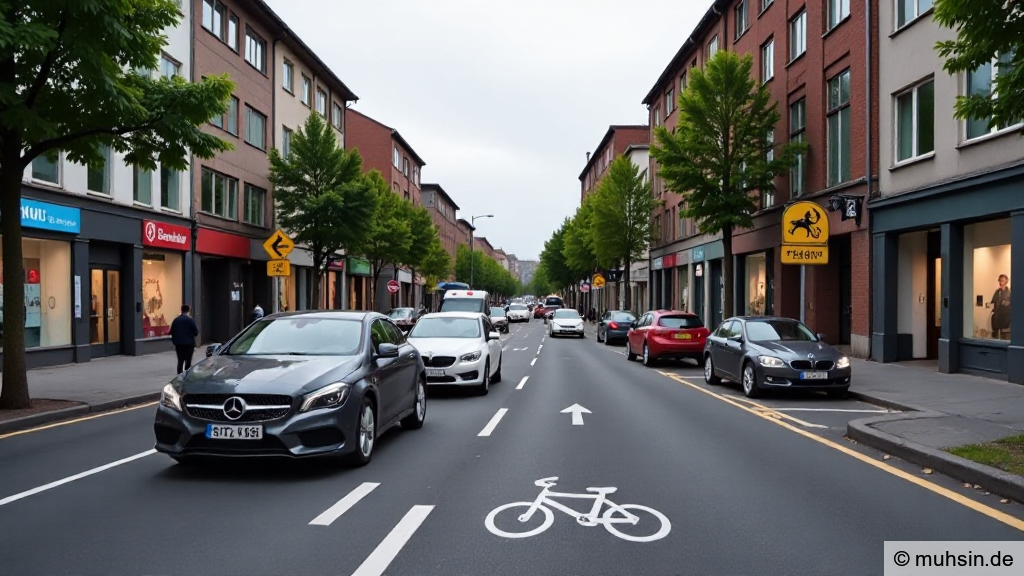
[154,311,426,467]
[548,308,585,338]
[490,307,510,333]
[406,312,503,395]
[507,303,531,323]
[387,307,420,332]
[596,310,637,344]
[703,316,851,399]
[626,310,709,367]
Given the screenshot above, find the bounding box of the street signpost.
[592,274,606,289]
[263,229,295,277]
[781,201,830,264]
[580,283,591,293]
[267,259,290,277]
[387,280,400,294]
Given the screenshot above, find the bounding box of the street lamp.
[469,214,494,287]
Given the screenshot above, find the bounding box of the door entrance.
[89,268,122,357]
[926,230,942,359]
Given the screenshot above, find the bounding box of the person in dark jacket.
[170,304,200,374]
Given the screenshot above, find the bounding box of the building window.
[245,106,266,150]
[762,0,774,11]
[404,190,410,202]
[734,0,748,39]
[897,0,933,29]
[680,71,687,93]
[654,107,661,127]
[316,89,327,116]
[895,79,935,163]
[282,127,292,157]
[707,35,719,60]
[963,218,1012,341]
[210,95,238,134]
[159,55,179,79]
[966,53,1020,140]
[0,237,73,351]
[245,28,266,73]
[201,167,237,219]
[762,128,775,209]
[790,99,806,197]
[227,15,238,51]
[87,145,110,194]
[133,166,152,205]
[393,146,400,168]
[201,0,225,40]
[141,251,183,339]
[31,155,59,184]
[745,253,768,316]
[789,10,807,61]
[282,61,294,93]
[301,76,311,106]
[827,70,851,186]
[665,88,674,115]
[828,0,850,29]
[243,184,266,226]
[402,156,409,176]
[761,39,774,83]
[161,166,179,211]
[332,102,343,129]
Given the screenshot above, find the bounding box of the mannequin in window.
[991,273,1011,340]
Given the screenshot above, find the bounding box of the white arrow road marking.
[561,404,592,426]
[350,505,434,576]
[530,358,537,366]
[0,449,156,507]
[309,482,380,526]
[516,376,529,390]
[478,408,508,437]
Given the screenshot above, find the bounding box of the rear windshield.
[388,308,414,319]
[553,309,581,319]
[658,316,703,329]
[610,312,636,322]
[440,298,487,313]
[544,297,564,307]
[490,307,506,316]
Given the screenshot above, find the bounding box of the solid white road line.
[478,408,508,437]
[773,407,892,414]
[309,482,380,526]
[0,449,156,507]
[530,358,537,366]
[350,505,435,576]
[516,376,529,390]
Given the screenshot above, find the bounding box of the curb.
[0,392,160,435]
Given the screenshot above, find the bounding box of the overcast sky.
[264,0,707,260]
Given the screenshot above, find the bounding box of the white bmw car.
[507,304,531,323]
[407,312,503,395]
[548,309,585,338]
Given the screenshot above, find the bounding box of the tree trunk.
[623,259,632,311]
[722,224,734,320]
[0,162,31,410]
[370,264,383,312]
[310,262,323,311]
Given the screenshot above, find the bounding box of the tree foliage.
[357,171,412,310]
[538,219,575,290]
[650,50,804,319]
[562,196,599,279]
[0,0,234,409]
[934,0,1024,131]
[455,245,519,298]
[400,203,436,270]
[419,236,452,287]
[268,113,376,310]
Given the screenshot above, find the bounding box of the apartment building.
[457,218,475,252]
[518,260,539,286]
[475,237,497,261]
[494,249,509,271]
[18,2,195,367]
[643,0,875,356]
[869,2,1024,383]
[421,183,460,269]
[505,253,520,280]
[579,125,651,203]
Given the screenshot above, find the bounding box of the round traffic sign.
[580,283,591,293]
[387,280,400,293]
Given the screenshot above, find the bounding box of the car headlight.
[300,382,351,412]
[161,383,182,412]
[836,356,850,369]
[758,356,785,368]
[460,350,482,363]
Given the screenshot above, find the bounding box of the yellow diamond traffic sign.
[267,259,291,277]
[263,229,295,259]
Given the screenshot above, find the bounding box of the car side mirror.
[817,333,826,342]
[376,343,400,359]
[729,335,744,344]
[206,343,222,357]
[487,331,501,341]
[630,321,637,329]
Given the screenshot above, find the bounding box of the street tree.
[651,50,805,319]
[934,0,1024,132]
[358,171,412,310]
[268,113,376,310]
[419,236,452,287]
[563,196,599,281]
[589,155,660,311]
[0,0,234,410]
[538,220,574,290]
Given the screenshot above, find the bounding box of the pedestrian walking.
[170,304,199,375]
[252,303,265,323]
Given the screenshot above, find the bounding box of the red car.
[626,310,710,367]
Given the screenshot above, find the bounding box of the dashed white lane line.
[0,449,156,507]
[516,376,529,390]
[530,358,537,367]
[478,408,508,437]
[502,345,508,351]
[309,482,380,526]
[350,505,435,576]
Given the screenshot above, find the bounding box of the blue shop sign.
[693,247,705,262]
[19,199,81,233]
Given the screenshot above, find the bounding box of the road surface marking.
[502,346,508,351]
[516,376,529,390]
[0,401,159,441]
[0,449,156,507]
[656,371,1024,532]
[542,337,546,343]
[350,505,434,576]
[722,396,835,428]
[561,404,591,425]
[773,407,892,414]
[309,482,380,526]
[478,408,508,437]
[530,358,537,367]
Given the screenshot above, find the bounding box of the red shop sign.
[196,227,250,259]
[663,253,677,268]
[143,220,191,251]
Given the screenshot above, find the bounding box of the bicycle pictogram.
[484,477,671,542]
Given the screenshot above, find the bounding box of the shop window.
[142,251,183,338]
[161,166,180,211]
[87,145,110,194]
[133,166,153,205]
[0,237,73,350]
[32,155,60,184]
[745,253,768,316]
[201,167,238,219]
[963,218,1012,341]
[243,184,266,226]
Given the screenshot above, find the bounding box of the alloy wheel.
[415,380,426,421]
[359,403,375,457]
[704,358,713,381]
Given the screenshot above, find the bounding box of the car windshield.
[440,298,486,312]
[553,309,581,320]
[510,304,528,310]
[745,320,818,342]
[388,308,414,319]
[610,312,636,322]
[409,317,482,339]
[225,318,362,355]
[490,307,506,316]
[658,315,703,329]
[545,297,564,307]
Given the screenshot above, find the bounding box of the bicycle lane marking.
[0,449,156,507]
[350,505,435,576]
[478,408,508,437]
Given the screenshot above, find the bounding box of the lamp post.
[469,214,494,287]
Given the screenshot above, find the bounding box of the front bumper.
[757,365,853,390]
[153,399,360,459]
[550,323,584,336]
[424,355,488,386]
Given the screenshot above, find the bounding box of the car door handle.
[407,353,415,359]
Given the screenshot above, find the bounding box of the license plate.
[800,371,828,380]
[426,368,446,377]
[205,424,263,439]
[674,333,692,340]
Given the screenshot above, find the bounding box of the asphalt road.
[2,319,1023,576]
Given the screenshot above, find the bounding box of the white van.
[440,290,490,314]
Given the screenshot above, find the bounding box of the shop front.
[690,242,725,329]
[279,247,314,313]
[196,227,269,344]
[138,219,190,354]
[347,257,371,310]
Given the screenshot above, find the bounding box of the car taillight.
[608,322,619,329]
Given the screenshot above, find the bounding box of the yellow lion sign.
[592,274,606,288]
[782,201,829,245]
